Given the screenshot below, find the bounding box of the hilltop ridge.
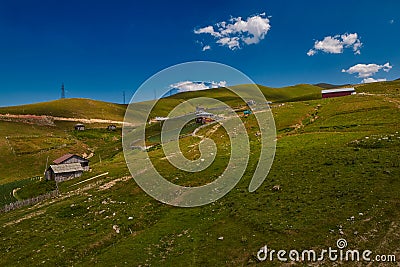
[0,98,127,121]
[313,82,352,89]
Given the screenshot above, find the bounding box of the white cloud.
[307,33,362,56]
[202,45,211,51]
[194,26,221,37]
[307,49,316,56]
[216,37,240,50]
[341,62,392,78]
[362,77,387,83]
[341,33,358,46]
[194,13,271,50]
[170,81,227,92]
[314,36,343,54]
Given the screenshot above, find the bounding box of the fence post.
[0,189,59,214]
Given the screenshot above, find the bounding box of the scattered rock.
[218,236,224,240]
[272,185,281,191]
[347,216,355,221]
[113,225,120,234]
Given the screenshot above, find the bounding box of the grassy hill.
[314,82,352,89]
[139,83,323,119]
[0,98,127,121]
[0,83,321,184]
[355,79,400,95]
[0,99,126,184]
[166,83,322,103]
[0,81,399,266]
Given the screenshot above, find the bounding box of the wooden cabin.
[246,100,256,106]
[45,154,90,182]
[195,111,216,124]
[107,125,117,131]
[196,106,206,113]
[74,123,85,131]
[45,163,84,182]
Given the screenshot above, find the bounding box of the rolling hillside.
[0,84,322,124]
[314,82,352,89]
[166,83,322,103]
[0,81,399,266]
[139,83,323,119]
[0,98,127,121]
[0,98,127,184]
[0,83,321,184]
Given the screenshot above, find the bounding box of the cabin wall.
[54,171,83,182]
[45,170,54,181]
[322,91,352,98]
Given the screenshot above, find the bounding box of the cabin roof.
[196,111,214,117]
[49,163,83,174]
[321,87,355,94]
[53,154,74,164]
[53,154,88,164]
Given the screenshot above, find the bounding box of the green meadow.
[0,81,399,266]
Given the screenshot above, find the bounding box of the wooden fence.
[0,190,58,214]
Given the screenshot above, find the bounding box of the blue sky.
[0,0,399,106]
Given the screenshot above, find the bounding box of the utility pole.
[61,83,66,99]
[45,156,49,173]
[123,90,126,104]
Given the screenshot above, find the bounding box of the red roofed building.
[53,154,89,171]
[322,88,356,98]
[45,154,89,182]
